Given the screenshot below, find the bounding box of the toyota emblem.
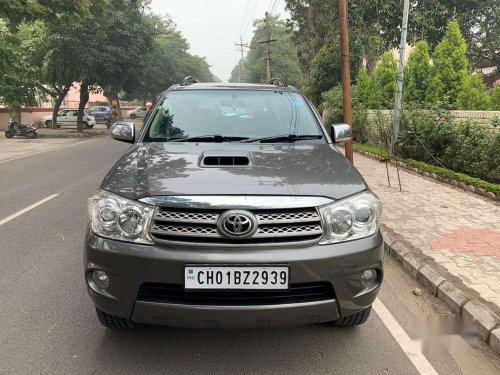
[217,210,258,239]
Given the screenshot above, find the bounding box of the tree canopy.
[242,15,302,86]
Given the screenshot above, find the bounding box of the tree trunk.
[105,90,123,121]
[12,107,21,124]
[51,85,71,129]
[77,83,89,132]
[307,5,321,53]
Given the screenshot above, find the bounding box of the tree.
[244,16,302,86]
[369,52,397,109]
[47,0,157,131]
[354,67,372,106]
[0,21,47,123]
[124,16,214,102]
[403,40,431,104]
[0,1,87,27]
[491,86,500,111]
[457,74,492,110]
[426,20,469,107]
[229,60,243,83]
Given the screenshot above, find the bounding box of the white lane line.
[0,138,101,165]
[0,194,59,226]
[373,299,438,375]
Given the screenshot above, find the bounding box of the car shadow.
[92,323,368,374]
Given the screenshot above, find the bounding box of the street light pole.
[339,0,353,163]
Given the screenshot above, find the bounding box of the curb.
[355,149,500,202]
[37,131,109,139]
[382,228,500,355]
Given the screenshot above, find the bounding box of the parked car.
[86,78,383,330]
[42,109,96,128]
[126,107,148,119]
[88,106,112,126]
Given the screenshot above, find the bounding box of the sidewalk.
[353,152,500,311]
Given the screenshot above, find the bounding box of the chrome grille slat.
[154,211,219,224]
[255,224,323,238]
[151,223,220,237]
[256,211,319,224]
[150,205,323,245]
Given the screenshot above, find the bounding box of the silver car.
[126,107,148,119]
[85,79,383,330]
[42,109,96,128]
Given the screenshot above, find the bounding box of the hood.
[101,142,367,201]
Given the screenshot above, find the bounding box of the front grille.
[137,282,335,305]
[150,207,324,245]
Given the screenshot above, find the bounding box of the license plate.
[184,266,289,290]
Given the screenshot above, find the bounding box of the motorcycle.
[4,118,37,139]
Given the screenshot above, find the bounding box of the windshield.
[143,90,322,142]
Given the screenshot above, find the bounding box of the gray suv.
[85,79,383,330]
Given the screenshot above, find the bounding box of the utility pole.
[339,0,353,162]
[391,0,410,156]
[259,11,277,81]
[235,36,248,83]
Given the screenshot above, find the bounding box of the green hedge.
[353,143,500,196]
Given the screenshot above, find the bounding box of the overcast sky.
[149,0,289,82]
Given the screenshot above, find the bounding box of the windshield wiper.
[168,135,249,142]
[242,134,323,143]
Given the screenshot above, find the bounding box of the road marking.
[373,298,438,375]
[0,138,101,165]
[0,194,59,226]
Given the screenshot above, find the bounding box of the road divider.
[0,194,59,226]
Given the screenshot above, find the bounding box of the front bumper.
[84,229,383,328]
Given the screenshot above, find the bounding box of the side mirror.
[330,123,351,143]
[110,121,135,143]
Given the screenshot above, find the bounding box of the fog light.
[361,269,377,288]
[92,270,109,289]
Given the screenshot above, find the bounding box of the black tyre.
[83,121,89,129]
[130,113,137,119]
[88,124,94,129]
[28,132,37,139]
[5,130,14,138]
[45,120,52,128]
[95,307,138,330]
[330,307,372,327]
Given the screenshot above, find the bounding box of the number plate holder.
[184,265,289,290]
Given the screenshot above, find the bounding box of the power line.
[243,0,259,41]
[239,0,250,37]
[270,0,279,15]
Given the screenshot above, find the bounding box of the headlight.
[319,191,381,244]
[88,189,154,244]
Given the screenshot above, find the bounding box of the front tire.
[5,130,14,138]
[329,307,372,327]
[95,307,138,330]
[83,121,89,129]
[130,113,137,119]
[45,120,52,128]
[28,132,37,139]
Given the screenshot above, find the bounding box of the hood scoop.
[199,150,251,167]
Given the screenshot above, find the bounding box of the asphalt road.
[0,137,499,374]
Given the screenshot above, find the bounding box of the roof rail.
[265,77,286,87]
[181,76,200,86]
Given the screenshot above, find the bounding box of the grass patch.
[353,143,500,196]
